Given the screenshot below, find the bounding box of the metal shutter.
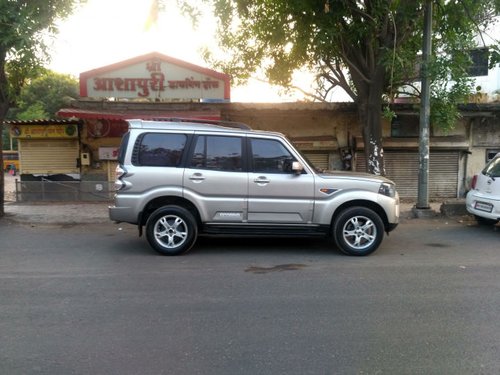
[356,151,459,199]
[428,152,459,198]
[19,140,79,174]
[303,153,329,170]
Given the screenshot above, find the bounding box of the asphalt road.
[0,217,499,375]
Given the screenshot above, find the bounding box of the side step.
[201,224,329,237]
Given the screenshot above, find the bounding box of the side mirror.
[291,161,303,175]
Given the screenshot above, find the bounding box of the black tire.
[474,215,498,226]
[333,207,385,256]
[145,206,198,255]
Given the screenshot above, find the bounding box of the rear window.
[133,133,187,167]
[483,155,500,178]
[117,132,130,164]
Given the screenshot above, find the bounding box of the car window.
[251,138,296,173]
[134,133,187,167]
[190,135,242,172]
[117,131,130,164]
[483,156,500,178]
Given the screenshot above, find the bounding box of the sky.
[47,0,313,102]
[46,1,500,103]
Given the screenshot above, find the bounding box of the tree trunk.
[356,69,386,176]
[0,50,9,217]
[358,100,385,176]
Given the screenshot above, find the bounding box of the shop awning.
[4,118,81,125]
[57,108,221,121]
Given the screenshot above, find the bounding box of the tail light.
[471,175,478,189]
[114,165,126,191]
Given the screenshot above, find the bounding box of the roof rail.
[148,117,252,130]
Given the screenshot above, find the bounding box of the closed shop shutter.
[356,151,459,199]
[303,153,329,170]
[429,152,459,198]
[19,139,79,174]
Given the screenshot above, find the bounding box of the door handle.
[254,176,270,184]
[189,173,205,182]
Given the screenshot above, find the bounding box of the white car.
[466,153,500,225]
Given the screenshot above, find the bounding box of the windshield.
[482,154,500,178]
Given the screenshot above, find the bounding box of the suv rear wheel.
[333,207,384,256]
[145,206,198,255]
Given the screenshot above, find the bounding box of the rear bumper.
[465,191,500,221]
[109,205,138,224]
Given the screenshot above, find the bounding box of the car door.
[183,134,248,222]
[247,137,315,223]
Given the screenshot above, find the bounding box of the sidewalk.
[2,172,110,225]
[3,202,111,225]
[1,200,469,225]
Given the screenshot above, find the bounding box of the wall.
[79,121,124,182]
[222,102,359,170]
[466,116,500,187]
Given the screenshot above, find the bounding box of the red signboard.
[79,52,230,101]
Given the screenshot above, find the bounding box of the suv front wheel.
[333,207,384,256]
[145,206,198,255]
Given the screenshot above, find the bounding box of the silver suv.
[109,119,400,256]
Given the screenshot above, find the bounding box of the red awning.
[57,108,221,121]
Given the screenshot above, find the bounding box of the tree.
[4,60,46,117]
[15,70,79,120]
[180,0,500,175]
[0,0,84,217]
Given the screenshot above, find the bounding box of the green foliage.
[489,45,500,68]
[383,105,397,122]
[2,127,13,150]
[16,103,50,121]
[0,0,85,117]
[5,60,46,106]
[16,70,79,119]
[430,76,473,132]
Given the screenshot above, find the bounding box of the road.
[0,216,499,374]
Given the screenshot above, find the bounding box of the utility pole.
[417,0,432,209]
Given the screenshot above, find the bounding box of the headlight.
[379,182,396,198]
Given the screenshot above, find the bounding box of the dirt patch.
[3,173,17,202]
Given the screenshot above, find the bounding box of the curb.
[411,201,468,219]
